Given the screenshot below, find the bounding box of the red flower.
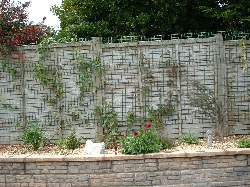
[146,122,152,128]
[134,131,138,137]
[114,145,118,155]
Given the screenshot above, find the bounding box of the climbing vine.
[2,60,18,81]
[239,36,247,70]
[34,38,64,105]
[32,37,105,139]
[30,37,66,138]
[75,51,103,101]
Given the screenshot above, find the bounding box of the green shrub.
[237,138,250,148]
[119,122,162,155]
[93,103,121,148]
[21,124,46,151]
[56,129,83,150]
[178,130,199,145]
[56,137,68,150]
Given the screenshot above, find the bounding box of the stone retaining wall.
[0,149,250,187]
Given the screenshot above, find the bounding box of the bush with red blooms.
[0,0,50,55]
[119,122,162,155]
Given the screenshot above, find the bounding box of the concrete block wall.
[0,34,250,144]
[0,149,250,186]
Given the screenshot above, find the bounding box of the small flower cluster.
[133,122,152,137]
[119,122,162,155]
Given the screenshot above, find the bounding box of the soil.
[0,135,250,156]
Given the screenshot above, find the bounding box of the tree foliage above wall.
[51,0,183,38]
[51,0,250,39]
[200,0,250,31]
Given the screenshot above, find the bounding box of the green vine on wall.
[33,62,49,84]
[31,37,67,138]
[33,62,64,106]
[2,60,18,81]
[239,36,247,70]
[34,38,64,105]
[75,51,103,101]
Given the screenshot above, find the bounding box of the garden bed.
[1,135,249,156]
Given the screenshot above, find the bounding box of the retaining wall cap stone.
[0,149,249,162]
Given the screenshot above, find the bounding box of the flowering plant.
[119,122,162,155]
[0,0,50,55]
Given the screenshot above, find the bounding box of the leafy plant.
[188,80,227,141]
[56,137,68,150]
[56,129,83,150]
[140,86,175,135]
[125,111,136,136]
[65,129,83,150]
[93,103,121,148]
[237,138,250,148]
[20,124,46,151]
[119,122,162,155]
[145,104,175,133]
[178,130,199,145]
